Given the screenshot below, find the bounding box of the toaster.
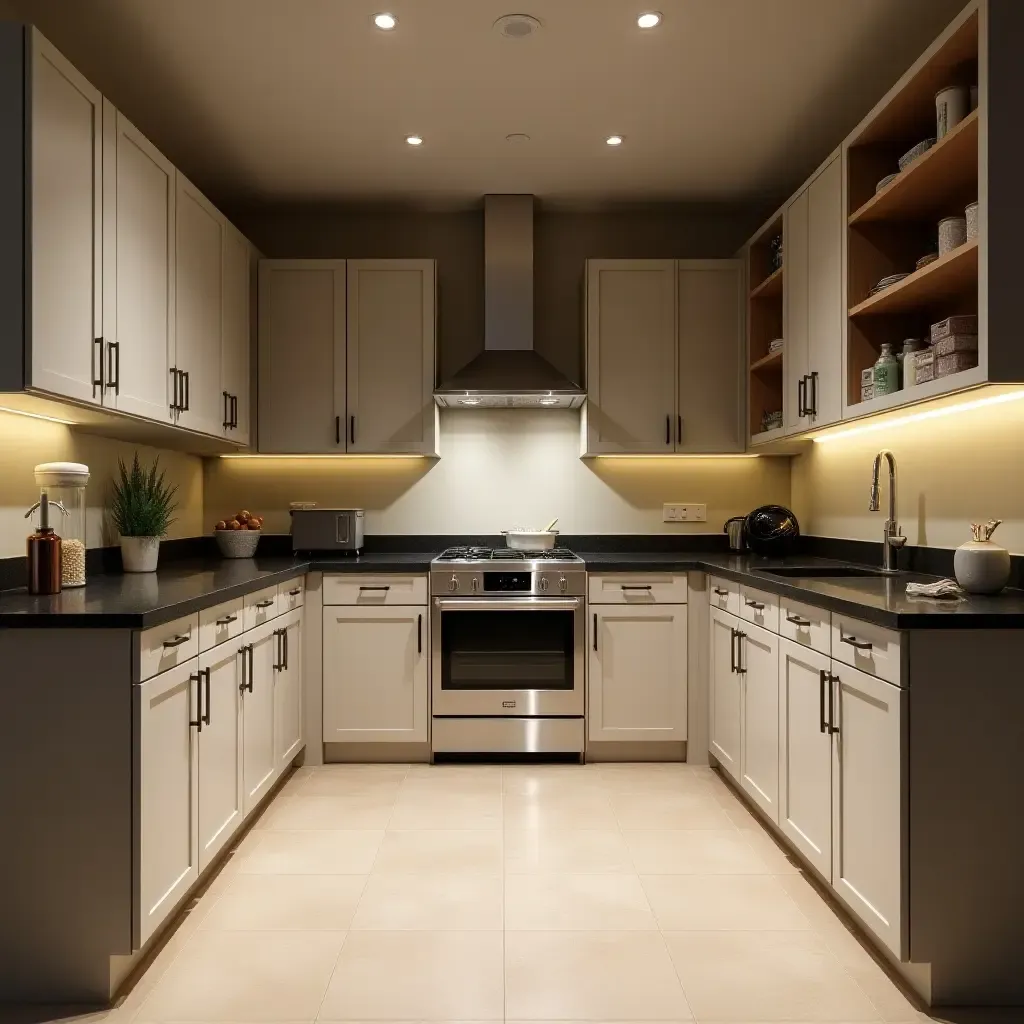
[290,508,365,553]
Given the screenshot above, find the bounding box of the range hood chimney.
[433,194,585,409]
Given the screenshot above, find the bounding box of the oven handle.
[433,597,583,613]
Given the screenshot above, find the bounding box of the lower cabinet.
[709,608,741,776]
[274,608,304,769]
[589,604,687,742]
[737,622,780,823]
[322,604,429,743]
[241,619,278,815]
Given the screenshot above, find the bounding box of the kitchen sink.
[760,565,893,578]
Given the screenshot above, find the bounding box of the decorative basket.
[216,529,261,558]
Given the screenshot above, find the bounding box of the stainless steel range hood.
[433,195,585,409]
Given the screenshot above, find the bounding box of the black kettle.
[745,505,800,556]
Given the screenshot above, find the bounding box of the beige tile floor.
[91,763,960,1024]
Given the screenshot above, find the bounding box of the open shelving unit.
[845,8,979,411]
[747,214,785,440]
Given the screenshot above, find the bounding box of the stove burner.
[436,546,578,562]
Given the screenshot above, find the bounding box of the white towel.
[905,578,964,599]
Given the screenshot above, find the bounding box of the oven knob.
[559,576,568,593]
[539,576,550,592]
[448,574,459,592]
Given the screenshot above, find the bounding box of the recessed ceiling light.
[373,12,397,29]
[606,135,624,146]
[459,397,482,406]
[637,11,662,28]
[494,14,542,39]
[405,134,423,146]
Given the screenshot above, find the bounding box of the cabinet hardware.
[665,415,670,445]
[808,371,818,417]
[223,391,232,429]
[745,599,766,610]
[417,613,422,654]
[840,634,873,650]
[203,668,211,726]
[621,584,653,591]
[170,367,179,411]
[827,672,838,734]
[713,587,729,597]
[230,394,238,429]
[359,585,390,591]
[162,634,190,649]
[92,338,104,391]
[350,415,356,445]
[255,599,275,609]
[593,612,598,651]
[190,672,203,732]
[107,341,120,394]
[289,588,302,596]
[238,645,249,693]
[273,629,283,671]
[786,614,812,627]
[730,628,737,673]
[181,371,190,411]
[283,625,289,669]
[676,414,683,445]
[215,614,238,626]
[735,630,746,673]
[819,669,829,734]
[335,415,341,445]
[797,376,807,418]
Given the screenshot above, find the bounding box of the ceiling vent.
[494,14,541,39]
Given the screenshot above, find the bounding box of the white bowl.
[216,529,261,558]
[501,530,559,550]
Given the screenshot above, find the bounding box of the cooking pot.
[745,505,800,557]
[724,516,747,552]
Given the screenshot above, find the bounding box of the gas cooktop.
[434,546,583,564]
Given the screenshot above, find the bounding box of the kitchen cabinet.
[737,621,780,822]
[778,639,833,877]
[273,608,304,770]
[136,659,199,946]
[584,259,678,453]
[196,642,243,872]
[589,604,688,743]
[240,620,278,815]
[221,224,252,444]
[322,603,429,743]
[346,259,438,455]
[783,189,809,433]
[709,607,741,779]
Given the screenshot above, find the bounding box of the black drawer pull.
[841,634,873,650]
[203,668,212,726]
[786,614,812,627]
[359,585,391,591]
[255,599,275,609]
[190,672,203,732]
[162,634,190,649]
[593,612,598,651]
[713,587,729,597]
[289,588,302,596]
[819,669,829,734]
[215,614,238,626]
[620,585,653,591]
[417,613,422,654]
[745,599,766,610]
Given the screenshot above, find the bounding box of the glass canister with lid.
[34,462,90,587]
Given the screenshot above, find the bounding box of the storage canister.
[34,462,89,587]
[938,215,967,255]
[965,201,979,242]
[898,338,926,387]
[873,343,900,396]
[935,85,969,139]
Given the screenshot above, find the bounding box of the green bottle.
[873,343,900,397]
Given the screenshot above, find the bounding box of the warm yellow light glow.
[218,453,427,460]
[812,390,1024,444]
[593,454,760,460]
[0,405,76,425]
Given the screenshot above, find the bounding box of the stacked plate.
[870,272,910,295]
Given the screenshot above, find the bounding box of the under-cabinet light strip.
[0,405,77,425]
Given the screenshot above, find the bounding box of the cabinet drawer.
[278,576,305,612]
[708,575,740,615]
[139,613,200,681]
[323,573,427,606]
[739,585,779,633]
[588,574,688,604]
[244,585,280,630]
[199,598,244,652]
[779,595,830,654]
[831,614,902,685]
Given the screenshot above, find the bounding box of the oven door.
[432,597,585,717]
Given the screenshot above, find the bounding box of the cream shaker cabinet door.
[257,260,346,453]
[589,604,688,743]
[103,107,175,423]
[174,175,224,437]
[274,609,304,770]
[709,608,741,780]
[738,622,780,823]
[585,259,677,453]
[783,187,809,434]
[805,155,843,428]
[347,259,438,455]
[322,605,428,744]
[240,621,279,815]
[221,226,252,444]
[197,644,243,873]
[676,260,744,452]
[136,660,199,947]
[29,32,105,405]
[831,663,906,958]
[778,639,833,879]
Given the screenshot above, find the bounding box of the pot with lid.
[745,505,800,557]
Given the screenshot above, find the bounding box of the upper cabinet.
[582,258,743,455]
[257,258,439,456]
[221,225,253,446]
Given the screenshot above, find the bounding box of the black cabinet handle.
[417,613,422,654]
[92,337,104,389]
[828,672,838,734]
[275,628,285,671]
[335,415,341,445]
[745,599,766,610]
[665,415,670,445]
[289,588,302,596]
[231,394,238,429]
[840,634,873,650]
[215,614,238,626]
[713,587,729,597]
[676,414,682,445]
[255,599,275,609]
[786,614,812,627]
[203,667,212,726]
[284,626,289,670]
[621,584,653,591]
[107,341,120,394]
[593,613,598,651]
[239,644,254,692]
[359,585,391,591]
[182,370,190,411]
[170,367,179,411]
[350,415,356,445]
[797,376,807,418]
[190,672,203,732]
[808,371,818,417]
[735,631,746,673]
[162,634,190,649]
[223,391,231,429]
[819,669,829,734]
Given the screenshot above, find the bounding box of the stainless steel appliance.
[430,546,586,755]
[290,508,365,553]
[724,516,747,552]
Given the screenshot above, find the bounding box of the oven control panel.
[431,569,586,597]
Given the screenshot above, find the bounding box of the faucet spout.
[869,450,903,572]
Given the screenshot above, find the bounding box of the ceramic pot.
[120,535,161,573]
[954,540,1011,595]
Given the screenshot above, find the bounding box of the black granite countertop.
[2,545,1024,630]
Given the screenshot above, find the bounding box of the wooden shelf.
[750,265,784,299]
[750,350,783,373]
[849,111,978,226]
[849,240,978,317]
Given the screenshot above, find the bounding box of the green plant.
[109,453,179,538]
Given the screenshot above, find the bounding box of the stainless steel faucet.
[869,449,906,573]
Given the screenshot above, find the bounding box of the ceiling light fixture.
[494,14,542,39]
[637,11,662,28]
[373,12,397,29]
[605,135,624,146]
[458,397,482,406]
[539,396,559,406]
[405,134,423,146]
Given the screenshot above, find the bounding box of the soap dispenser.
[25,493,68,595]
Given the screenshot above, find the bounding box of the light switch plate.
[663,503,707,523]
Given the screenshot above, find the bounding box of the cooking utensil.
[542,517,558,532]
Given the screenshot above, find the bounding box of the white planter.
[121,535,161,573]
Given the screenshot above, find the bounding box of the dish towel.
[905,578,964,599]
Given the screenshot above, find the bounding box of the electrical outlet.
[663,503,707,523]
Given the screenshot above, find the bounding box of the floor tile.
[609,790,737,830]
[505,828,634,873]
[238,830,383,874]
[372,828,503,875]
[351,872,503,930]
[505,930,693,1020]
[258,793,396,830]
[506,873,657,930]
[642,874,810,930]
[664,929,880,1021]
[199,873,367,931]
[318,930,504,1020]
[135,929,346,1021]
[388,791,502,829]
[504,790,618,830]
[740,822,805,873]
[597,763,716,795]
[624,828,773,874]
[303,770,406,797]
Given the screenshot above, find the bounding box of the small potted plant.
[109,453,178,573]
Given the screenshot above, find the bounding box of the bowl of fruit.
[214,510,264,558]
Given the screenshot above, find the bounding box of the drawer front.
[831,614,902,685]
[779,595,831,654]
[323,573,428,606]
[708,575,741,615]
[198,597,244,652]
[739,584,780,633]
[588,574,688,604]
[278,577,306,612]
[244,585,280,630]
[139,612,200,681]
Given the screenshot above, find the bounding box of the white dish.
[501,530,559,551]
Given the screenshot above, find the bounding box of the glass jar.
[873,344,900,398]
[897,338,925,389]
[34,462,90,587]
